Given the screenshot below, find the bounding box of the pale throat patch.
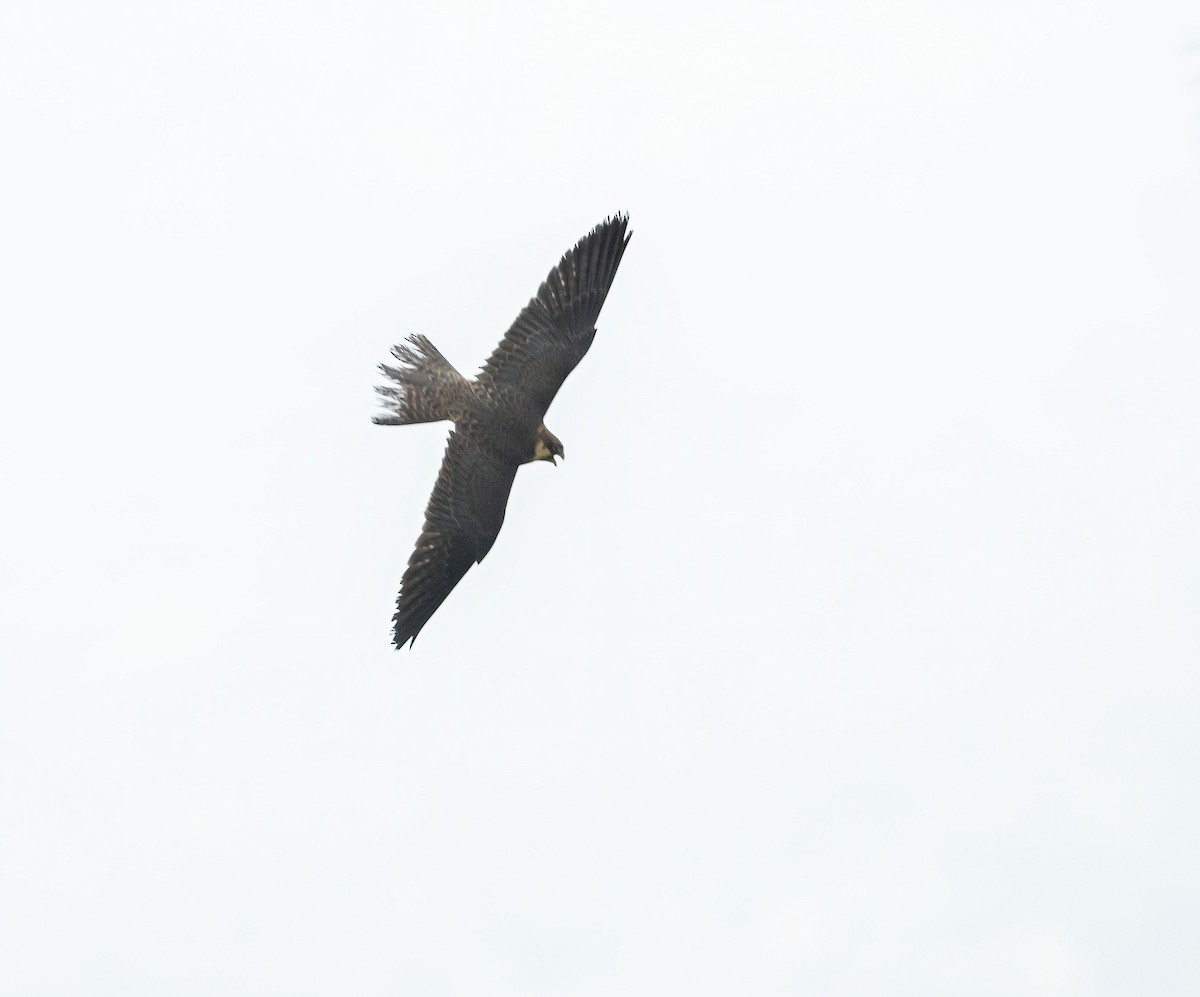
[532,438,554,461]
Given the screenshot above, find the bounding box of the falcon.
[373,214,631,648]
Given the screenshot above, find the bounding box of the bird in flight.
[373,214,631,648]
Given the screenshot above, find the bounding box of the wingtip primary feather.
[391,614,421,649]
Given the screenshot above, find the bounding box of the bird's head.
[532,426,564,466]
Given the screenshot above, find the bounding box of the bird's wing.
[477,214,631,413]
[392,430,518,648]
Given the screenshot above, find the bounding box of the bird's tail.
[373,335,471,425]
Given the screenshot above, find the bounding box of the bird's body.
[374,215,631,648]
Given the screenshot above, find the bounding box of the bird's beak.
[550,456,557,466]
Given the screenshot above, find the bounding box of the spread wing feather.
[478,214,631,413]
[391,430,518,648]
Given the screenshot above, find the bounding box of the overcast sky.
[2,1,1199,994]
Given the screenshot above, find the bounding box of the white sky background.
[2,1,1199,993]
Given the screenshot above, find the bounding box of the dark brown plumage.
[374,215,631,648]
